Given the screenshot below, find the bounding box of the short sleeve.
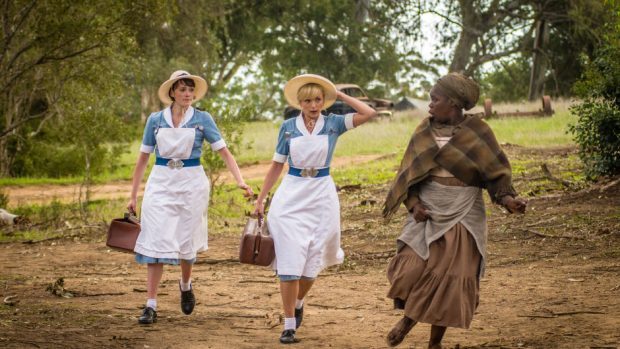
[202,113,226,151]
[331,113,355,135]
[139,113,157,153]
[272,124,289,163]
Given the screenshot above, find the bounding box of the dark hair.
[169,78,196,100]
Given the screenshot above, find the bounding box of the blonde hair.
[297,83,325,103]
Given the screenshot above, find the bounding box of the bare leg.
[280,280,299,318]
[387,316,417,347]
[428,325,447,348]
[180,260,192,284]
[146,263,164,299]
[297,278,315,300]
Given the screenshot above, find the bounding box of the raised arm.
[218,147,253,197]
[336,90,378,127]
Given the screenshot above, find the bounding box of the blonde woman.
[128,70,253,324]
[254,74,377,344]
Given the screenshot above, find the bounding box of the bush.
[569,24,620,179]
[569,100,620,178]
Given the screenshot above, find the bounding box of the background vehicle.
[283,83,394,119]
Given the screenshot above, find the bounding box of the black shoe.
[279,329,300,344]
[294,306,303,329]
[138,307,157,324]
[180,282,196,315]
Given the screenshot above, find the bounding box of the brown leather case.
[239,218,275,266]
[106,213,140,253]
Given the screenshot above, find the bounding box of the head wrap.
[433,73,480,111]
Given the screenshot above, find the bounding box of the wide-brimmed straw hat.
[284,74,337,110]
[158,70,208,105]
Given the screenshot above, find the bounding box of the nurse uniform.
[134,106,226,262]
[268,112,355,277]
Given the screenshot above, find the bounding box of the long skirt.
[386,223,481,329]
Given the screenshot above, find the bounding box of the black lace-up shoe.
[138,307,157,324]
[180,283,196,315]
[294,306,303,329]
[279,329,300,344]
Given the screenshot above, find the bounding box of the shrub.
[569,25,620,179]
[569,99,620,178]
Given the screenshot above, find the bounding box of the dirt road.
[3,155,384,207]
[1,148,619,348]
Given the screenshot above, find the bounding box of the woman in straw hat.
[382,72,526,348]
[253,74,377,344]
[128,70,253,325]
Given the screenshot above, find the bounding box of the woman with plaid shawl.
[383,73,527,348]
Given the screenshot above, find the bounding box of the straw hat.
[158,70,208,105]
[283,74,337,110]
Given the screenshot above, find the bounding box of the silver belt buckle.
[167,159,184,169]
[300,168,318,178]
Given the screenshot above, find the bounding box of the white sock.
[284,317,296,331]
[295,298,304,309]
[180,279,192,291]
[146,298,157,311]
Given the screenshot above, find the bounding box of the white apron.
[267,126,344,277]
[134,128,210,260]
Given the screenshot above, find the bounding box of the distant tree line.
[0,0,617,180]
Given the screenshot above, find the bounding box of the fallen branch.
[3,295,19,306]
[307,303,356,310]
[540,163,573,187]
[337,184,362,192]
[518,310,606,318]
[195,257,239,265]
[348,250,396,260]
[76,292,126,297]
[238,279,273,284]
[599,177,620,193]
[22,224,102,244]
[518,228,584,240]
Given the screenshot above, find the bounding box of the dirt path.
[3,154,384,207]
[1,148,619,348]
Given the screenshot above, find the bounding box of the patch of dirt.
[1,149,619,348]
[3,154,385,207]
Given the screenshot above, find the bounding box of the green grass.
[486,110,576,147]
[238,110,577,166]
[1,105,577,187]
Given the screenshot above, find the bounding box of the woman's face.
[171,81,194,108]
[299,93,324,119]
[428,87,457,122]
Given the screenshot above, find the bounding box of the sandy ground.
[1,148,619,349]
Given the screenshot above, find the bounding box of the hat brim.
[284,74,337,110]
[158,75,208,105]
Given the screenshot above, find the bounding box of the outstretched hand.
[502,196,527,214]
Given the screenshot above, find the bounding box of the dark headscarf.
[433,73,480,110]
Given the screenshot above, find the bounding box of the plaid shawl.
[383,115,517,219]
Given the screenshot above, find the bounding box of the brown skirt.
[386,223,481,329]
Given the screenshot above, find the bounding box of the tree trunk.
[449,0,477,73]
[528,18,549,101]
[0,137,10,177]
[449,31,478,73]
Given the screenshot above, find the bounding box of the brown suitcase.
[106,212,140,253]
[239,217,275,266]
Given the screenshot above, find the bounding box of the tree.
[0,0,167,177]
